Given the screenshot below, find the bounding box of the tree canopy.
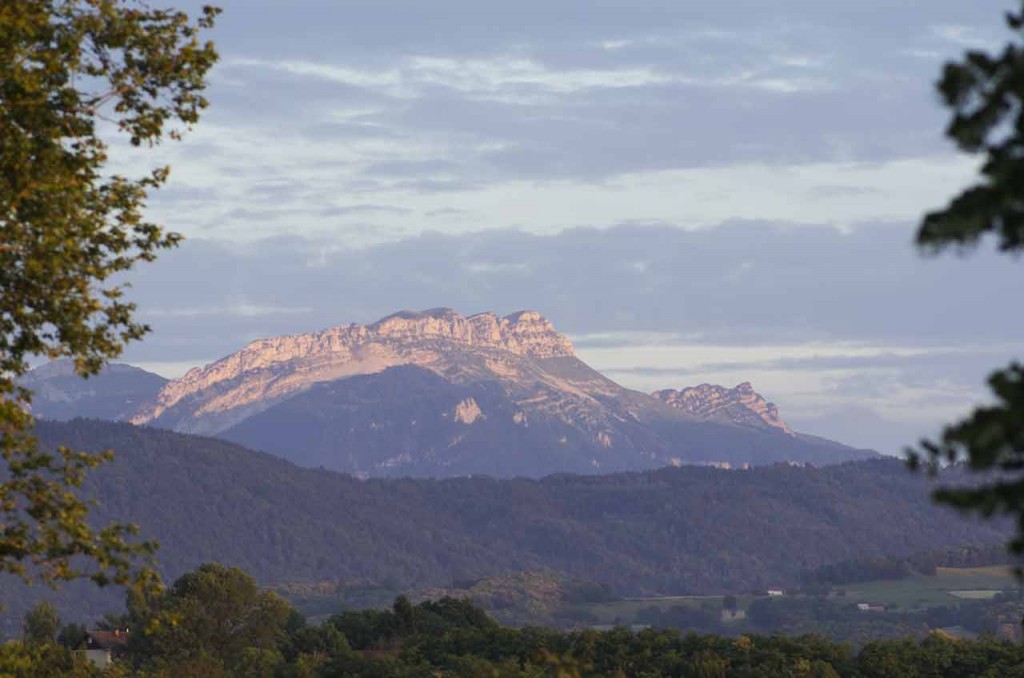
[908,3,1024,560]
[0,0,218,595]
[133,563,294,674]
[21,602,59,646]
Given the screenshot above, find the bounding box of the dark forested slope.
[29,419,1004,599]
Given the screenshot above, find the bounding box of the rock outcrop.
[453,397,484,424]
[651,382,794,436]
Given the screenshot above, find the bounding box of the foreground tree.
[0,1,218,594]
[22,601,60,646]
[133,564,294,674]
[908,4,1024,557]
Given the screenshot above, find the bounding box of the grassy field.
[585,595,761,624]
[587,596,721,623]
[276,565,1022,628]
[839,566,1020,610]
[585,566,1022,623]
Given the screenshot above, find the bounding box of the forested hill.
[27,419,1005,598]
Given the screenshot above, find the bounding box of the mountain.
[18,360,167,421]
[130,308,587,435]
[0,419,1004,634]
[18,309,876,477]
[120,308,875,477]
[652,382,794,436]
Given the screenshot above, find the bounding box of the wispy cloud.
[320,204,413,217]
[148,304,314,318]
[104,3,994,246]
[227,52,840,111]
[228,56,674,100]
[931,24,989,47]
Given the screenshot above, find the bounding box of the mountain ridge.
[19,360,167,422]
[22,309,879,477]
[653,382,795,436]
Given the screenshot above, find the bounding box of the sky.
[109,0,1022,455]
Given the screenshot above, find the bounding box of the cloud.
[425,207,473,218]
[930,24,990,47]
[147,304,314,318]
[227,55,675,102]
[597,346,1018,377]
[228,58,405,93]
[102,0,1002,248]
[319,204,413,217]
[141,138,978,244]
[120,221,1022,381]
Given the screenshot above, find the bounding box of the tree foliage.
[0,0,218,596]
[14,561,1024,676]
[908,3,1024,560]
[918,5,1024,253]
[132,563,294,674]
[21,601,59,646]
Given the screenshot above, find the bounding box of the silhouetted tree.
[908,2,1024,559]
[0,0,218,602]
[392,594,415,635]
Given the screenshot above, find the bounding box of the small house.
[83,629,129,669]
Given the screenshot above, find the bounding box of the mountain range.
[22,308,876,477]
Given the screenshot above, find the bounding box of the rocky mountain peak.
[131,309,575,432]
[368,308,574,358]
[652,382,795,436]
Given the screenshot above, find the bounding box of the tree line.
[804,545,1017,587]
[6,562,1024,677]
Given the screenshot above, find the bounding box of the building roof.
[86,630,129,650]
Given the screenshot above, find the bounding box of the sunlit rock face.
[130,308,580,435]
[651,382,795,437]
[453,397,484,424]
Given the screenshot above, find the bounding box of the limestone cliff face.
[131,308,578,434]
[371,309,574,359]
[651,382,795,436]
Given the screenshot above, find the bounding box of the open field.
[840,566,1019,610]
[585,566,1021,624]
[588,596,726,623]
[275,565,1021,631]
[949,590,1001,600]
[586,595,763,624]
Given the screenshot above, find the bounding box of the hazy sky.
[111,1,1022,455]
